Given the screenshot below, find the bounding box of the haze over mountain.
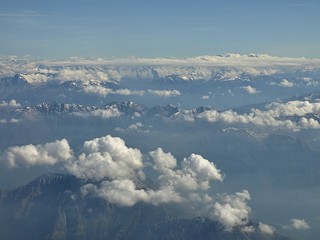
[0,55,319,239]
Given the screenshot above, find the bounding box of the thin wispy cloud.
[0,11,50,18]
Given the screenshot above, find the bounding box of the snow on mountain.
[0,55,319,110]
[2,98,320,131]
[1,54,320,85]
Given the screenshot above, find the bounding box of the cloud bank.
[196,100,320,130]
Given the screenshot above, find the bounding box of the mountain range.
[1,55,319,239]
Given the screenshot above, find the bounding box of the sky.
[0,0,319,59]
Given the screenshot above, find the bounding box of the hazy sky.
[0,0,319,59]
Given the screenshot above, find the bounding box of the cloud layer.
[1,54,320,86]
[82,85,181,98]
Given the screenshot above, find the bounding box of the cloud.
[181,153,224,185]
[3,139,73,167]
[80,147,225,210]
[90,179,150,206]
[66,135,143,181]
[74,143,235,227]
[57,68,121,83]
[148,90,181,98]
[290,218,310,230]
[241,226,255,233]
[258,222,275,235]
[279,79,295,88]
[0,118,20,124]
[202,95,210,100]
[241,85,259,94]
[127,122,150,133]
[149,148,177,173]
[114,89,145,96]
[82,85,145,97]
[197,100,320,130]
[82,85,113,97]
[82,179,182,207]
[150,150,223,192]
[213,190,251,231]
[0,100,21,108]
[26,54,320,68]
[265,100,320,117]
[128,122,144,130]
[74,108,122,119]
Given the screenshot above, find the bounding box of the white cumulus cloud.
[74,108,122,119]
[82,85,113,97]
[259,222,275,235]
[114,89,145,96]
[0,118,20,124]
[291,218,310,230]
[3,139,73,167]
[57,68,120,83]
[279,79,295,88]
[0,100,21,108]
[66,135,143,181]
[148,89,181,98]
[202,95,210,100]
[149,148,177,173]
[241,85,259,94]
[197,100,320,130]
[82,85,145,97]
[213,190,251,231]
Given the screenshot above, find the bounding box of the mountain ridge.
[0,172,291,240]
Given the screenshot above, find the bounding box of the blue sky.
[0,0,319,59]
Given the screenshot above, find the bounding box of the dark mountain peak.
[195,106,211,114]
[155,74,187,84]
[106,101,147,115]
[10,173,81,199]
[12,74,29,84]
[34,102,96,114]
[287,90,320,102]
[147,104,180,117]
[0,74,30,88]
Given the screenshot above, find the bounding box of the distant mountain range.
[1,59,320,107]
